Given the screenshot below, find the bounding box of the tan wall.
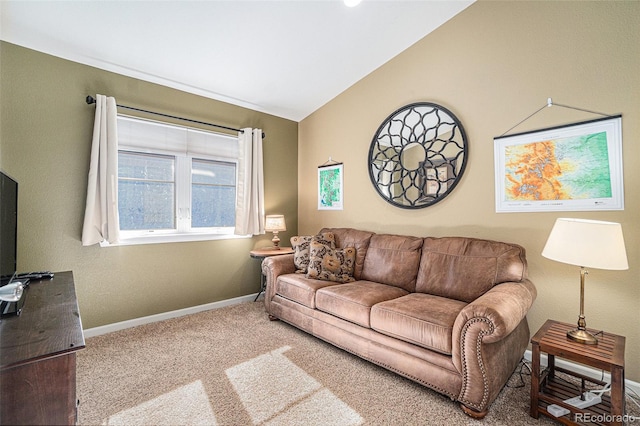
[0,42,298,328]
[299,2,640,381]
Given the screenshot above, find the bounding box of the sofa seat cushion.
[316,281,408,328]
[276,274,341,309]
[370,293,468,355]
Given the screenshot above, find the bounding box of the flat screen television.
[1,171,18,285]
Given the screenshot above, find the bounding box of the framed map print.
[318,163,343,210]
[494,115,623,213]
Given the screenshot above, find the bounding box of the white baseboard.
[83,293,259,338]
[523,349,640,397]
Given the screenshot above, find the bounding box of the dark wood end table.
[530,319,626,425]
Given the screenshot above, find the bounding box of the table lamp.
[542,218,628,345]
[264,214,286,249]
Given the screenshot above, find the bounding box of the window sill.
[100,232,250,247]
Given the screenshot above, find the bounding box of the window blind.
[117,115,239,159]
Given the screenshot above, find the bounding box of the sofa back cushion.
[361,234,424,292]
[415,237,527,302]
[319,228,374,280]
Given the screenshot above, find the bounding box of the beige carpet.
[76,302,633,425]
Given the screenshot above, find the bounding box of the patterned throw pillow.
[290,233,335,273]
[307,240,356,283]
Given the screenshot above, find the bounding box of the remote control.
[16,271,54,280]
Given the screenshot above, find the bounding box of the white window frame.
[109,115,248,246]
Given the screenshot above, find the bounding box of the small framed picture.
[424,162,453,196]
[318,163,343,210]
[494,115,623,213]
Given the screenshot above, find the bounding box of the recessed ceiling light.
[344,0,362,7]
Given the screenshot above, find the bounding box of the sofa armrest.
[261,254,296,313]
[453,279,537,346]
[451,279,537,413]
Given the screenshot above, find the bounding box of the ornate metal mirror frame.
[368,102,468,209]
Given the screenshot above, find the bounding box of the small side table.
[530,319,626,425]
[250,246,293,301]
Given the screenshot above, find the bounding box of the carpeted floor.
[76,302,632,425]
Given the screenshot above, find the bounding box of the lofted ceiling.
[0,1,473,122]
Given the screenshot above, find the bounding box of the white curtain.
[234,128,265,235]
[81,94,120,246]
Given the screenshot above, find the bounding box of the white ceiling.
[1,0,473,122]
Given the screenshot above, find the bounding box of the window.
[191,159,236,228]
[119,152,176,231]
[115,115,241,245]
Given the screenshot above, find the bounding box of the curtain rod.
[85,95,265,139]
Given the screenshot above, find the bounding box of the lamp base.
[566,328,598,345]
[271,233,281,249]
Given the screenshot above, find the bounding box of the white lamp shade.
[542,218,628,270]
[264,215,286,232]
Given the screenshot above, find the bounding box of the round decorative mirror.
[368,102,468,209]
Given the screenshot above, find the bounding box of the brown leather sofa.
[262,228,537,418]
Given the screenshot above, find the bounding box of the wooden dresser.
[1,271,85,425]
